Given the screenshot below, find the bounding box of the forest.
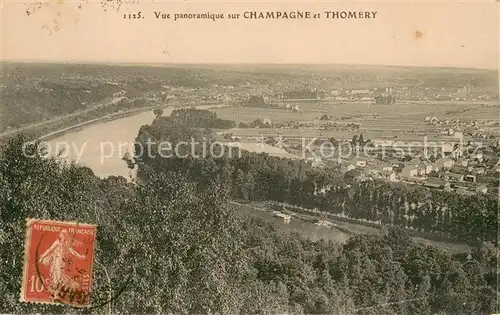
[169,108,236,129]
[135,111,498,245]
[0,134,498,314]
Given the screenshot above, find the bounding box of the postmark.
[20,218,97,307]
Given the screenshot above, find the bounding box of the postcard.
[1,0,498,313]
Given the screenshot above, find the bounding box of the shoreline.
[1,102,231,143]
[39,103,231,141]
[38,106,160,141]
[232,200,473,254]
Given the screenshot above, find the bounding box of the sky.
[1,0,499,69]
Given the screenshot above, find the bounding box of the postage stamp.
[20,218,97,307]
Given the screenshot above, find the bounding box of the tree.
[358,133,365,147]
[351,135,358,147]
[153,108,163,118]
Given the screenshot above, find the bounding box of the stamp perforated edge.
[19,218,98,306]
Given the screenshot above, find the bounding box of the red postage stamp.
[20,218,97,307]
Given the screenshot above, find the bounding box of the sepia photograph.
[1,0,499,314]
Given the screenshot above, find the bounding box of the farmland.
[213,100,499,142]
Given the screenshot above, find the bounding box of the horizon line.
[1,59,498,72]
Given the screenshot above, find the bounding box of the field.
[2,62,497,140]
[214,101,500,142]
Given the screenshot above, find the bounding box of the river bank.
[0,98,230,143]
[37,103,229,179]
[40,102,231,141]
[232,200,473,254]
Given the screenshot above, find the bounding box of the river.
[237,203,351,243]
[45,105,226,179]
[45,104,351,242]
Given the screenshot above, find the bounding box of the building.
[422,162,436,174]
[424,178,450,190]
[445,173,464,182]
[375,94,396,105]
[451,147,463,159]
[435,157,454,170]
[273,212,291,224]
[380,170,399,182]
[356,160,367,168]
[441,142,454,155]
[464,174,476,182]
[416,163,427,176]
[401,165,418,178]
[474,151,484,161]
[380,164,394,172]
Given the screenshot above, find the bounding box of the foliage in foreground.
[0,135,498,314]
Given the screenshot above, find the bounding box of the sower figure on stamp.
[38,229,87,298]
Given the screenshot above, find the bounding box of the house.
[474,151,484,161]
[450,166,467,175]
[347,164,356,171]
[355,173,373,182]
[392,163,405,172]
[435,157,454,170]
[380,170,399,182]
[422,162,436,174]
[401,165,418,178]
[460,159,468,167]
[314,184,332,196]
[417,163,427,176]
[445,173,464,182]
[441,142,454,155]
[476,184,488,194]
[380,164,394,172]
[272,212,291,224]
[388,172,399,182]
[451,147,463,159]
[464,174,476,182]
[356,160,367,168]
